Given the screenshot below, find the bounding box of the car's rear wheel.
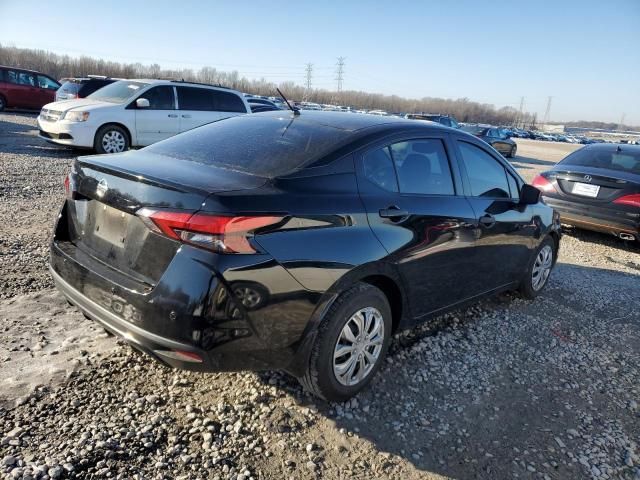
[519,236,556,299]
[299,283,392,402]
[508,145,517,158]
[95,125,130,154]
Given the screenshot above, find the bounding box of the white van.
[38,79,251,153]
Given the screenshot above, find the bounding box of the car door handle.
[479,214,496,228]
[379,206,409,220]
[168,114,178,118]
[181,114,192,118]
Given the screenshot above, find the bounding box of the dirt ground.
[0,114,638,480]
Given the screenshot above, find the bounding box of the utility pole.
[619,113,626,131]
[517,96,524,128]
[335,57,346,93]
[303,63,313,101]
[542,96,553,127]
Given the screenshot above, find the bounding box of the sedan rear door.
[356,134,479,320]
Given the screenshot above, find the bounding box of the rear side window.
[212,90,247,112]
[141,86,175,110]
[4,70,18,84]
[458,141,510,198]
[17,72,36,86]
[0,69,4,82]
[363,146,398,192]
[177,86,211,111]
[37,75,59,90]
[390,140,455,195]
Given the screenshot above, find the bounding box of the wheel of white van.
[519,236,556,299]
[95,125,130,154]
[299,283,392,402]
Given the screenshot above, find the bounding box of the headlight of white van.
[64,111,90,122]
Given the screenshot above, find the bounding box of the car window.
[177,86,212,110]
[17,72,36,86]
[37,75,59,90]
[212,90,247,113]
[450,118,459,129]
[0,69,4,82]
[458,141,510,198]
[141,86,175,110]
[390,140,455,195]
[506,172,520,199]
[5,70,18,84]
[79,80,112,97]
[363,146,398,192]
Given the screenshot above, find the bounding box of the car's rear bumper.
[544,196,640,239]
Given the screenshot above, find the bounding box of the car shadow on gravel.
[510,154,557,167]
[0,119,78,158]
[257,263,640,480]
[562,226,640,256]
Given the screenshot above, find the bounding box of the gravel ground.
[1,113,638,480]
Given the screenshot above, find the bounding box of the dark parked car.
[249,103,280,113]
[406,113,460,128]
[532,144,640,242]
[55,76,117,101]
[246,97,283,109]
[0,65,60,111]
[50,111,560,401]
[461,125,517,157]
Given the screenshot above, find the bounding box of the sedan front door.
[133,86,180,146]
[357,135,479,320]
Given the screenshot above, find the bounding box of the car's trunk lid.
[550,166,639,204]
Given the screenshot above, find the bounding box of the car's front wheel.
[508,145,517,158]
[299,283,392,402]
[94,125,130,154]
[519,236,556,299]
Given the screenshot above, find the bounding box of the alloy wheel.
[101,130,126,153]
[531,245,553,291]
[333,307,384,386]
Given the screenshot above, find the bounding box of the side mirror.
[136,98,150,109]
[520,184,541,205]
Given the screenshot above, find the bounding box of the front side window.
[37,75,59,90]
[140,86,175,109]
[390,139,455,195]
[362,146,398,192]
[458,141,510,198]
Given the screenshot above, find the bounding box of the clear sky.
[1,0,638,124]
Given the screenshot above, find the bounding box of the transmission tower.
[303,63,313,101]
[335,57,346,92]
[542,96,553,126]
[619,113,626,131]
[517,96,524,128]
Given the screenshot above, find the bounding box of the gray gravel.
[1,113,639,480]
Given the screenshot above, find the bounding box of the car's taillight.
[137,208,283,254]
[613,194,640,208]
[63,173,76,199]
[531,174,556,193]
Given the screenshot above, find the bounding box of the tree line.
[1,44,539,126]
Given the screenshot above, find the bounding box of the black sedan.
[461,125,517,157]
[50,111,560,401]
[532,144,640,242]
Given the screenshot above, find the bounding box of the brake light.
[63,173,76,199]
[531,174,556,193]
[137,208,283,254]
[613,194,640,208]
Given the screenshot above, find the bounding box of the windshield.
[145,114,354,178]
[87,80,148,103]
[560,147,640,174]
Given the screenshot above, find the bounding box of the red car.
[0,65,60,111]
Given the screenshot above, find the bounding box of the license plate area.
[572,182,600,198]
[93,204,130,247]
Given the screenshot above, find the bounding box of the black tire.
[507,145,517,158]
[94,124,130,154]
[519,236,556,299]
[0,95,6,112]
[299,283,392,402]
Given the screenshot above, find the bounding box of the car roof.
[259,110,435,131]
[0,65,45,74]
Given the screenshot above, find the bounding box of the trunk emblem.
[96,179,109,198]
[583,175,592,182]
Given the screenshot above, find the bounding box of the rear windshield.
[145,114,354,178]
[87,80,147,103]
[461,125,488,135]
[560,147,640,174]
[79,79,114,97]
[59,81,81,93]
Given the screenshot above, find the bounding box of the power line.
[335,57,346,92]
